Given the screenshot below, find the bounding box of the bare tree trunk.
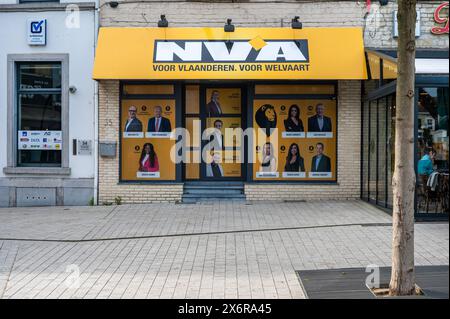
[389,0,417,296]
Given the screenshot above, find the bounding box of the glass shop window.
[417,87,449,170]
[16,63,62,167]
[416,87,449,215]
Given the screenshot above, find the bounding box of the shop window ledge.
[3,167,71,176]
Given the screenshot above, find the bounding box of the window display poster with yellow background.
[205,117,242,177]
[203,88,242,178]
[205,88,241,115]
[253,99,336,181]
[121,99,176,180]
[206,117,242,147]
[204,149,242,178]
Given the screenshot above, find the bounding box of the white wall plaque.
[27,18,47,46]
[77,140,92,155]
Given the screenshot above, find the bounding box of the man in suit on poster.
[124,105,143,132]
[308,103,332,132]
[311,142,331,172]
[210,119,224,150]
[206,90,223,116]
[147,105,172,133]
[206,151,224,177]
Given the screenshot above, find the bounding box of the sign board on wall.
[431,2,449,34]
[77,140,92,155]
[27,18,47,46]
[93,27,367,80]
[393,10,421,38]
[18,131,62,150]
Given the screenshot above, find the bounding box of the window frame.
[16,61,63,167]
[414,84,449,218]
[362,78,449,220]
[4,54,70,175]
[19,0,59,3]
[250,81,339,184]
[119,81,183,183]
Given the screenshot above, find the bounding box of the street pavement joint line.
[0,243,19,299]
[79,205,120,241]
[0,222,392,243]
[102,205,120,220]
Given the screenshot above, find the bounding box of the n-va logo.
[154,40,309,63]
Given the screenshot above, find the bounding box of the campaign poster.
[253,99,336,181]
[280,138,336,180]
[254,138,280,179]
[204,117,242,178]
[205,88,241,115]
[206,117,242,148]
[121,99,176,181]
[204,150,242,178]
[121,100,175,138]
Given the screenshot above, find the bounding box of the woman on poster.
[284,104,304,132]
[284,143,305,172]
[260,142,277,172]
[138,143,160,172]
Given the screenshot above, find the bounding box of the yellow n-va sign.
[93,27,367,80]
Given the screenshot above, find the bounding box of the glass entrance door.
[183,85,245,181]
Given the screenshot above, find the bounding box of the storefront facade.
[3,1,445,209]
[94,26,365,203]
[93,0,449,207]
[362,50,449,218]
[0,0,98,207]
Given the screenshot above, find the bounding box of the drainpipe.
[93,0,100,205]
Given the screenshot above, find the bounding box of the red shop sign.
[431,2,449,34]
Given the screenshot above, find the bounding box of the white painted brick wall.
[99,0,448,49]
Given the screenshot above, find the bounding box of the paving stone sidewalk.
[0,200,391,241]
[0,200,448,299]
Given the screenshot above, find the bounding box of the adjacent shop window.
[361,94,395,208]
[253,84,337,182]
[387,95,395,208]
[120,84,176,181]
[362,100,370,199]
[377,97,388,207]
[368,100,377,202]
[362,87,449,215]
[416,87,449,214]
[16,63,62,167]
